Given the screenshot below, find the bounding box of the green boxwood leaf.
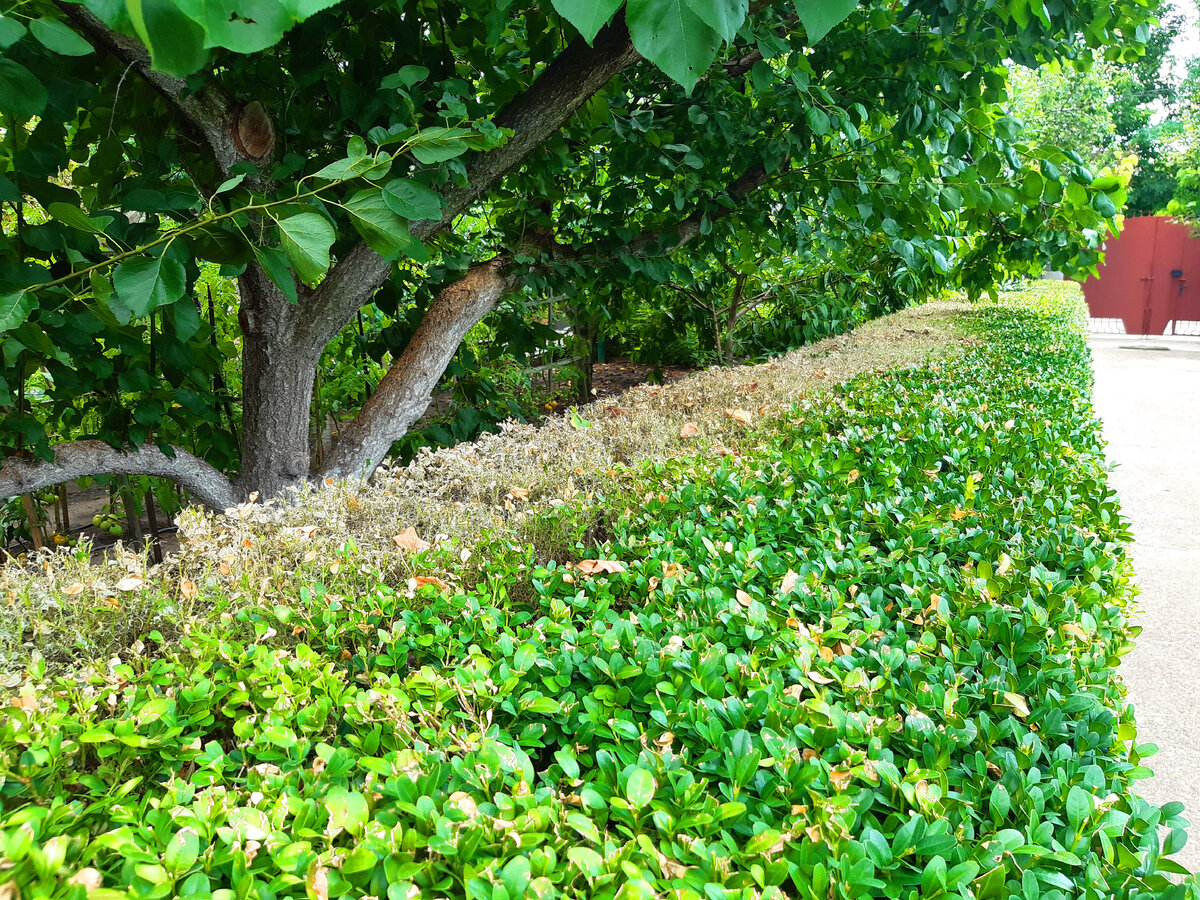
[164,827,200,874]
[276,211,335,285]
[625,767,656,809]
[626,0,722,93]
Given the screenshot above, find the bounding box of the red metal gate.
[1080,215,1200,335]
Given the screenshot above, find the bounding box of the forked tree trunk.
[318,258,513,480]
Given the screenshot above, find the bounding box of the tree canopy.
[0,0,1153,508]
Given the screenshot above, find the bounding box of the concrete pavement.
[1091,333,1200,872]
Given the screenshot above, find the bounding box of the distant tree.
[1112,9,1186,214]
[1007,55,1121,171]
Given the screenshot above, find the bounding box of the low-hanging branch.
[0,442,240,511]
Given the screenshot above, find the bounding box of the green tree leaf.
[29,17,95,55]
[551,0,623,43]
[277,212,335,285]
[252,245,299,303]
[381,179,443,221]
[0,292,33,334]
[0,59,48,120]
[124,0,207,76]
[344,188,413,260]
[793,0,857,45]
[626,0,722,93]
[0,14,28,49]
[684,0,749,42]
[806,107,831,136]
[175,0,289,52]
[112,254,187,320]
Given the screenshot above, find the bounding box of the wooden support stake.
[20,494,45,551]
[143,489,164,565]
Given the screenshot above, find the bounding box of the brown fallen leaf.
[393,527,431,552]
[509,487,531,500]
[64,583,85,596]
[575,559,626,575]
[67,869,103,891]
[726,408,753,426]
[115,576,143,592]
[447,791,479,818]
[829,769,853,791]
[309,866,329,900]
[413,575,449,592]
[680,422,701,439]
[1003,691,1030,718]
[780,569,799,596]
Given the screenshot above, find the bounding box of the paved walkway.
[1091,334,1200,872]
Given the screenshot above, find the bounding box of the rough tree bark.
[0,442,239,510]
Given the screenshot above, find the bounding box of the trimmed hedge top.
[0,283,1191,900]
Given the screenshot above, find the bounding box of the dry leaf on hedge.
[780,569,799,596]
[736,589,753,607]
[67,869,103,890]
[680,422,701,438]
[509,486,530,500]
[829,769,853,791]
[726,408,753,425]
[115,576,143,592]
[64,582,85,596]
[807,670,835,685]
[309,866,329,900]
[413,575,449,592]
[1004,691,1030,718]
[575,559,626,575]
[393,527,431,552]
[180,579,198,600]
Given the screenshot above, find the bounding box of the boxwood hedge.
[0,284,1193,900]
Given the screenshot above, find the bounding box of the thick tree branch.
[0,442,241,512]
[300,19,641,349]
[317,258,517,480]
[56,4,272,181]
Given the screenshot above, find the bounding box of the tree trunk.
[234,265,318,498]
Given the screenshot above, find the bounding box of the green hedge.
[1,284,1191,899]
